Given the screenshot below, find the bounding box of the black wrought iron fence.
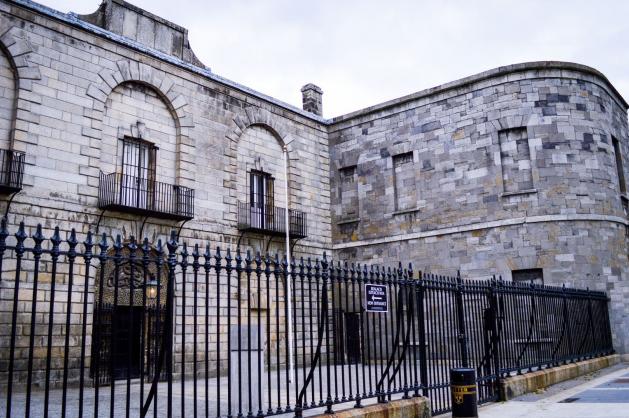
[0,222,614,418]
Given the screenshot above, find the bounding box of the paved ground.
[439,364,629,418]
[0,363,414,417]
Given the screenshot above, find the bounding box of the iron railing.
[0,221,613,417]
[0,149,25,194]
[98,172,194,221]
[237,201,307,238]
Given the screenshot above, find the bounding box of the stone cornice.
[333,214,629,250]
[329,61,629,126]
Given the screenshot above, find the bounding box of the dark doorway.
[344,312,362,364]
[111,305,143,380]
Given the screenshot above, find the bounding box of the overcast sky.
[42,0,629,118]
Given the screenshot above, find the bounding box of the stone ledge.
[500,354,621,400]
[310,397,431,418]
[500,188,538,198]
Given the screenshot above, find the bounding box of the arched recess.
[224,107,296,224]
[101,81,178,184]
[0,22,42,150]
[85,60,195,189]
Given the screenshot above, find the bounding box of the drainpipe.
[283,145,295,383]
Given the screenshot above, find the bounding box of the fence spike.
[113,234,122,252]
[127,235,137,253]
[98,232,108,254]
[32,224,44,253]
[264,253,272,275]
[83,230,94,256]
[155,238,163,257]
[67,229,78,258]
[167,230,178,253]
[321,252,328,271]
[255,250,262,267]
[203,244,212,269]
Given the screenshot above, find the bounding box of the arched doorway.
[91,245,169,384]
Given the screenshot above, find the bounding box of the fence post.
[166,231,178,417]
[562,284,572,364]
[417,271,428,398]
[488,276,501,394]
[586,288,594,359]
[455,271,469,368]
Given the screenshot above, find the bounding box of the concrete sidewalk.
[467,365,629,418]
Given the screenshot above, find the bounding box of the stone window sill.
[392,208,420,216]
[337,218,360,225]
[500,188,538,198]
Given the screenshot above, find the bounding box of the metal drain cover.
[560,397,580,403]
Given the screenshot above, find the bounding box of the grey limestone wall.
[0,0,330,386]
[328,63,629,353]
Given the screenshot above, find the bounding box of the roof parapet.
[79,0,207,69]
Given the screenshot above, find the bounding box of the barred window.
[612,136,626,194]
[393,152,417,211]
[512,268,543,285]
[339,165,358,219]
[119,137,157,209]
[499,128,533,193]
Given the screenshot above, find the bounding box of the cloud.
[35,0,629,117]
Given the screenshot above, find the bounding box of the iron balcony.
[98,172,194,221]
[0,149,25,194]
[237,200,307,238]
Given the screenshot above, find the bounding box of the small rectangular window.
[339,165,358,219]
[512,268,543,285]
[612,136,626,194]
[340,166,356,184]
[511,268,549,340]
[392,152,416,211]
[499,128,534,193]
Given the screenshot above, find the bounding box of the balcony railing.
[237,201,307,239]
[0,149,25,194]
[99,172,194,221]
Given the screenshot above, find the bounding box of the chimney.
[301,84,323,117]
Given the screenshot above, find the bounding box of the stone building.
[0,0,627,392]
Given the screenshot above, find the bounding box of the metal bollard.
[450,368,478,418]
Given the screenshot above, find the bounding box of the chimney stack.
[301,84,323,117]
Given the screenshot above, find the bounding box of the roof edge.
[330,61,629,124]
[11,0,329,125]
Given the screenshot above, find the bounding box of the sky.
[41,0,629,118]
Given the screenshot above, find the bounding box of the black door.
[344,312,362,364]
[111,306,143,380]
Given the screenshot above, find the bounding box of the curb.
[310,397,431,418]
[500,354,621,400]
